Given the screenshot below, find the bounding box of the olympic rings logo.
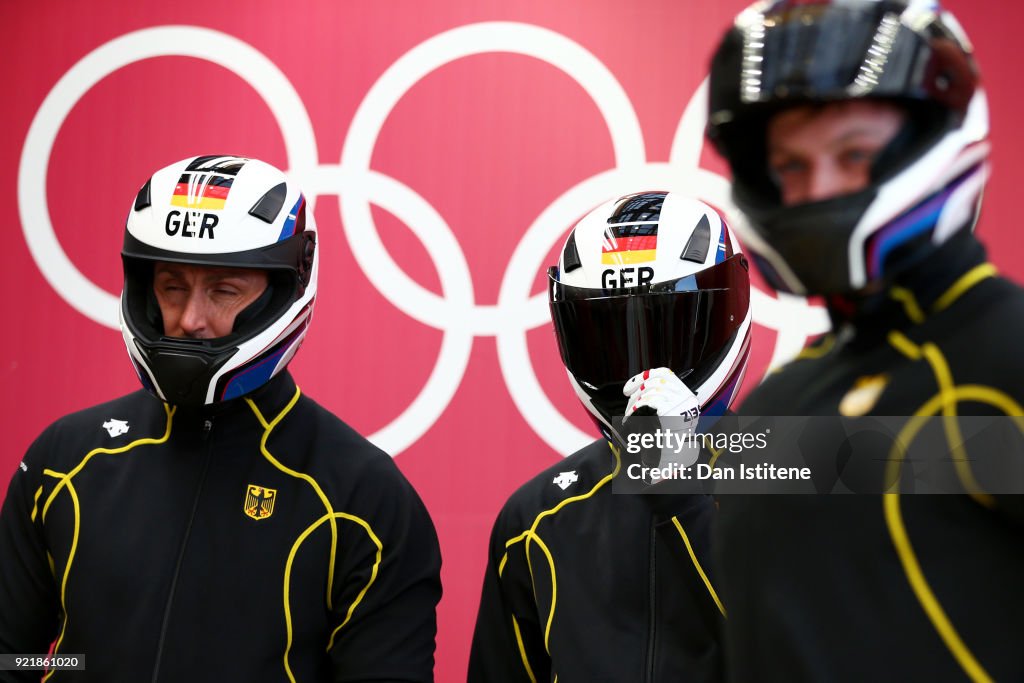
[18,22,829,457]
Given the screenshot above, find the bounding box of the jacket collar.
[825,233,989,348]
[167,371,298,432]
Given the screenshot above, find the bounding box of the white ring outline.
[334,21,647,454]
[18,25,318,329]
[339,22,645,335]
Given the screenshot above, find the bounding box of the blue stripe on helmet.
[277,195,305,242]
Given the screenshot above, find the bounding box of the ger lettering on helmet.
[548,191,751,438]
[119,155,318,406]
[707,0,988,295]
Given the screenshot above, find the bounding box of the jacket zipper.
[645,520,657,683]
[151,418,214,683]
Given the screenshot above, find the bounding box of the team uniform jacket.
[0,372,441,683]
[468,439,724,683]
[715,236,1024,682]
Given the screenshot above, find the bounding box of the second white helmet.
[548,191,752,436]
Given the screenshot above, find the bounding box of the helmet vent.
[133,179,152,211]
[562,230,583,272]
[248,182,287,224]
[681,214,711,263]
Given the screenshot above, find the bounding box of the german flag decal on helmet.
[169,156,249,210]
[171,173,234,211]
[601,223,658,265]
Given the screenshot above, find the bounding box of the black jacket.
[469,439,723,683]
[715,236,1024,682]
[0,372,441,683]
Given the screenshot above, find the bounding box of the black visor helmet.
[707,0,987,295]
[548,191,751,437]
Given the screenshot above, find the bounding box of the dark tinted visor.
[548,255,749,409]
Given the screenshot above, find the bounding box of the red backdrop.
[3,1,1023,679]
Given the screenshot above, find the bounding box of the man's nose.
[178,293,211,339]
[805,161,850,203]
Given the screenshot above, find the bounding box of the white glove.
[623,368,700,420]
[622,368,701,471]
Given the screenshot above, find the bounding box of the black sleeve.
[326,455,442,683]
[467,504,548,683]
[0,431,61,682]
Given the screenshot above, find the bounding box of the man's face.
[153,262,269,339]
[767,100,906,206]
